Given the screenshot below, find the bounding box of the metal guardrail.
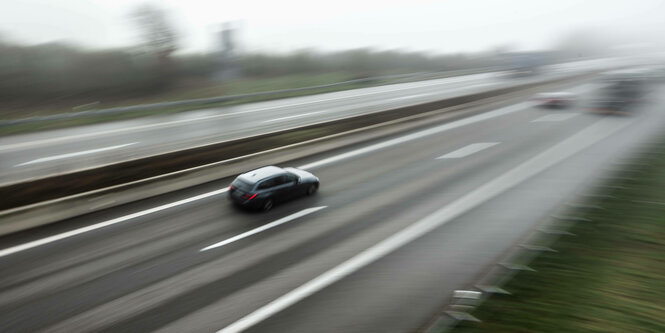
[0,68,498,127]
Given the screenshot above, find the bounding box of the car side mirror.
[297,177,302,184]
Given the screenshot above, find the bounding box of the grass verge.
[452,139,665,333]
[0,69,486,137]
[0,81,374,136]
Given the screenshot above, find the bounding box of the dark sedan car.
[228,166,319,211]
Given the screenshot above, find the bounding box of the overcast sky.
[1,0,664,54]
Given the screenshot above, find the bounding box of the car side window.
[271,176,283,186]
[284,173,298,183]
[257,178,277,189]
[276,174,296,185]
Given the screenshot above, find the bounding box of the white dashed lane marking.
[200,206,327,252]
[15,143,137,167]
[436,142,500,159]
[531,113,579,122]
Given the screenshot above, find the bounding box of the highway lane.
[0,58,621,185]
[1,79,662,332]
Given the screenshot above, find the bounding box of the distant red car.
[533,92,576,108]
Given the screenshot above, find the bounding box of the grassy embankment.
[453,138,665,333]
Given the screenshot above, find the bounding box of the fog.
[1,0,664,120]
[2,0,664,54]
[2,2,665,333]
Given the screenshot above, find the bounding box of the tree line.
[0,3,606,114]
[0,40,509,110]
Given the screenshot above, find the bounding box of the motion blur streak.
[15,143,137,166]
[0,188,228,258]
[0,97,538,257]
[436,142,500,159]
[297,101,531,170]
[0,73,492,153]
[217,116,632,333]
[0,82,594,257]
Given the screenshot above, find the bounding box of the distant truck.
[591,70,650,114]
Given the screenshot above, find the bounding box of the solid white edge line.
[530,113,579,123]
[15,143,138,167]
[200,206,327,252]
[0,188,228,258]
[217,116,633,333]
[263,112,324,123]
[0,73,493,152]
[389,93,432,101]
[0,82,590,257]
[0,99,530,257]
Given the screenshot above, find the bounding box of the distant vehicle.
[533,92,576,108]
[646,65,665,83]
[228,166,319,211]
[591,70,649,114]
[596,68,652,84]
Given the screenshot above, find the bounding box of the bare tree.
[132,4,178,89]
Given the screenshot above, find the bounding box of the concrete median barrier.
[0,73,594,235]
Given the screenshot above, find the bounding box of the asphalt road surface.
[1,78,664,332]
[0,58,621,185]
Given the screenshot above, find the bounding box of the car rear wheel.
[261,198,274,211]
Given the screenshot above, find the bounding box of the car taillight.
[229,185,235,191]
[242,193,257,200]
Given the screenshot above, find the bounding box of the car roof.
[237,166,285,183]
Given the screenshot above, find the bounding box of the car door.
[255,176,285,203]
[256,177,278,201]
[267,174,295,202]
[284,173,305,197]
[280,173,300,198]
